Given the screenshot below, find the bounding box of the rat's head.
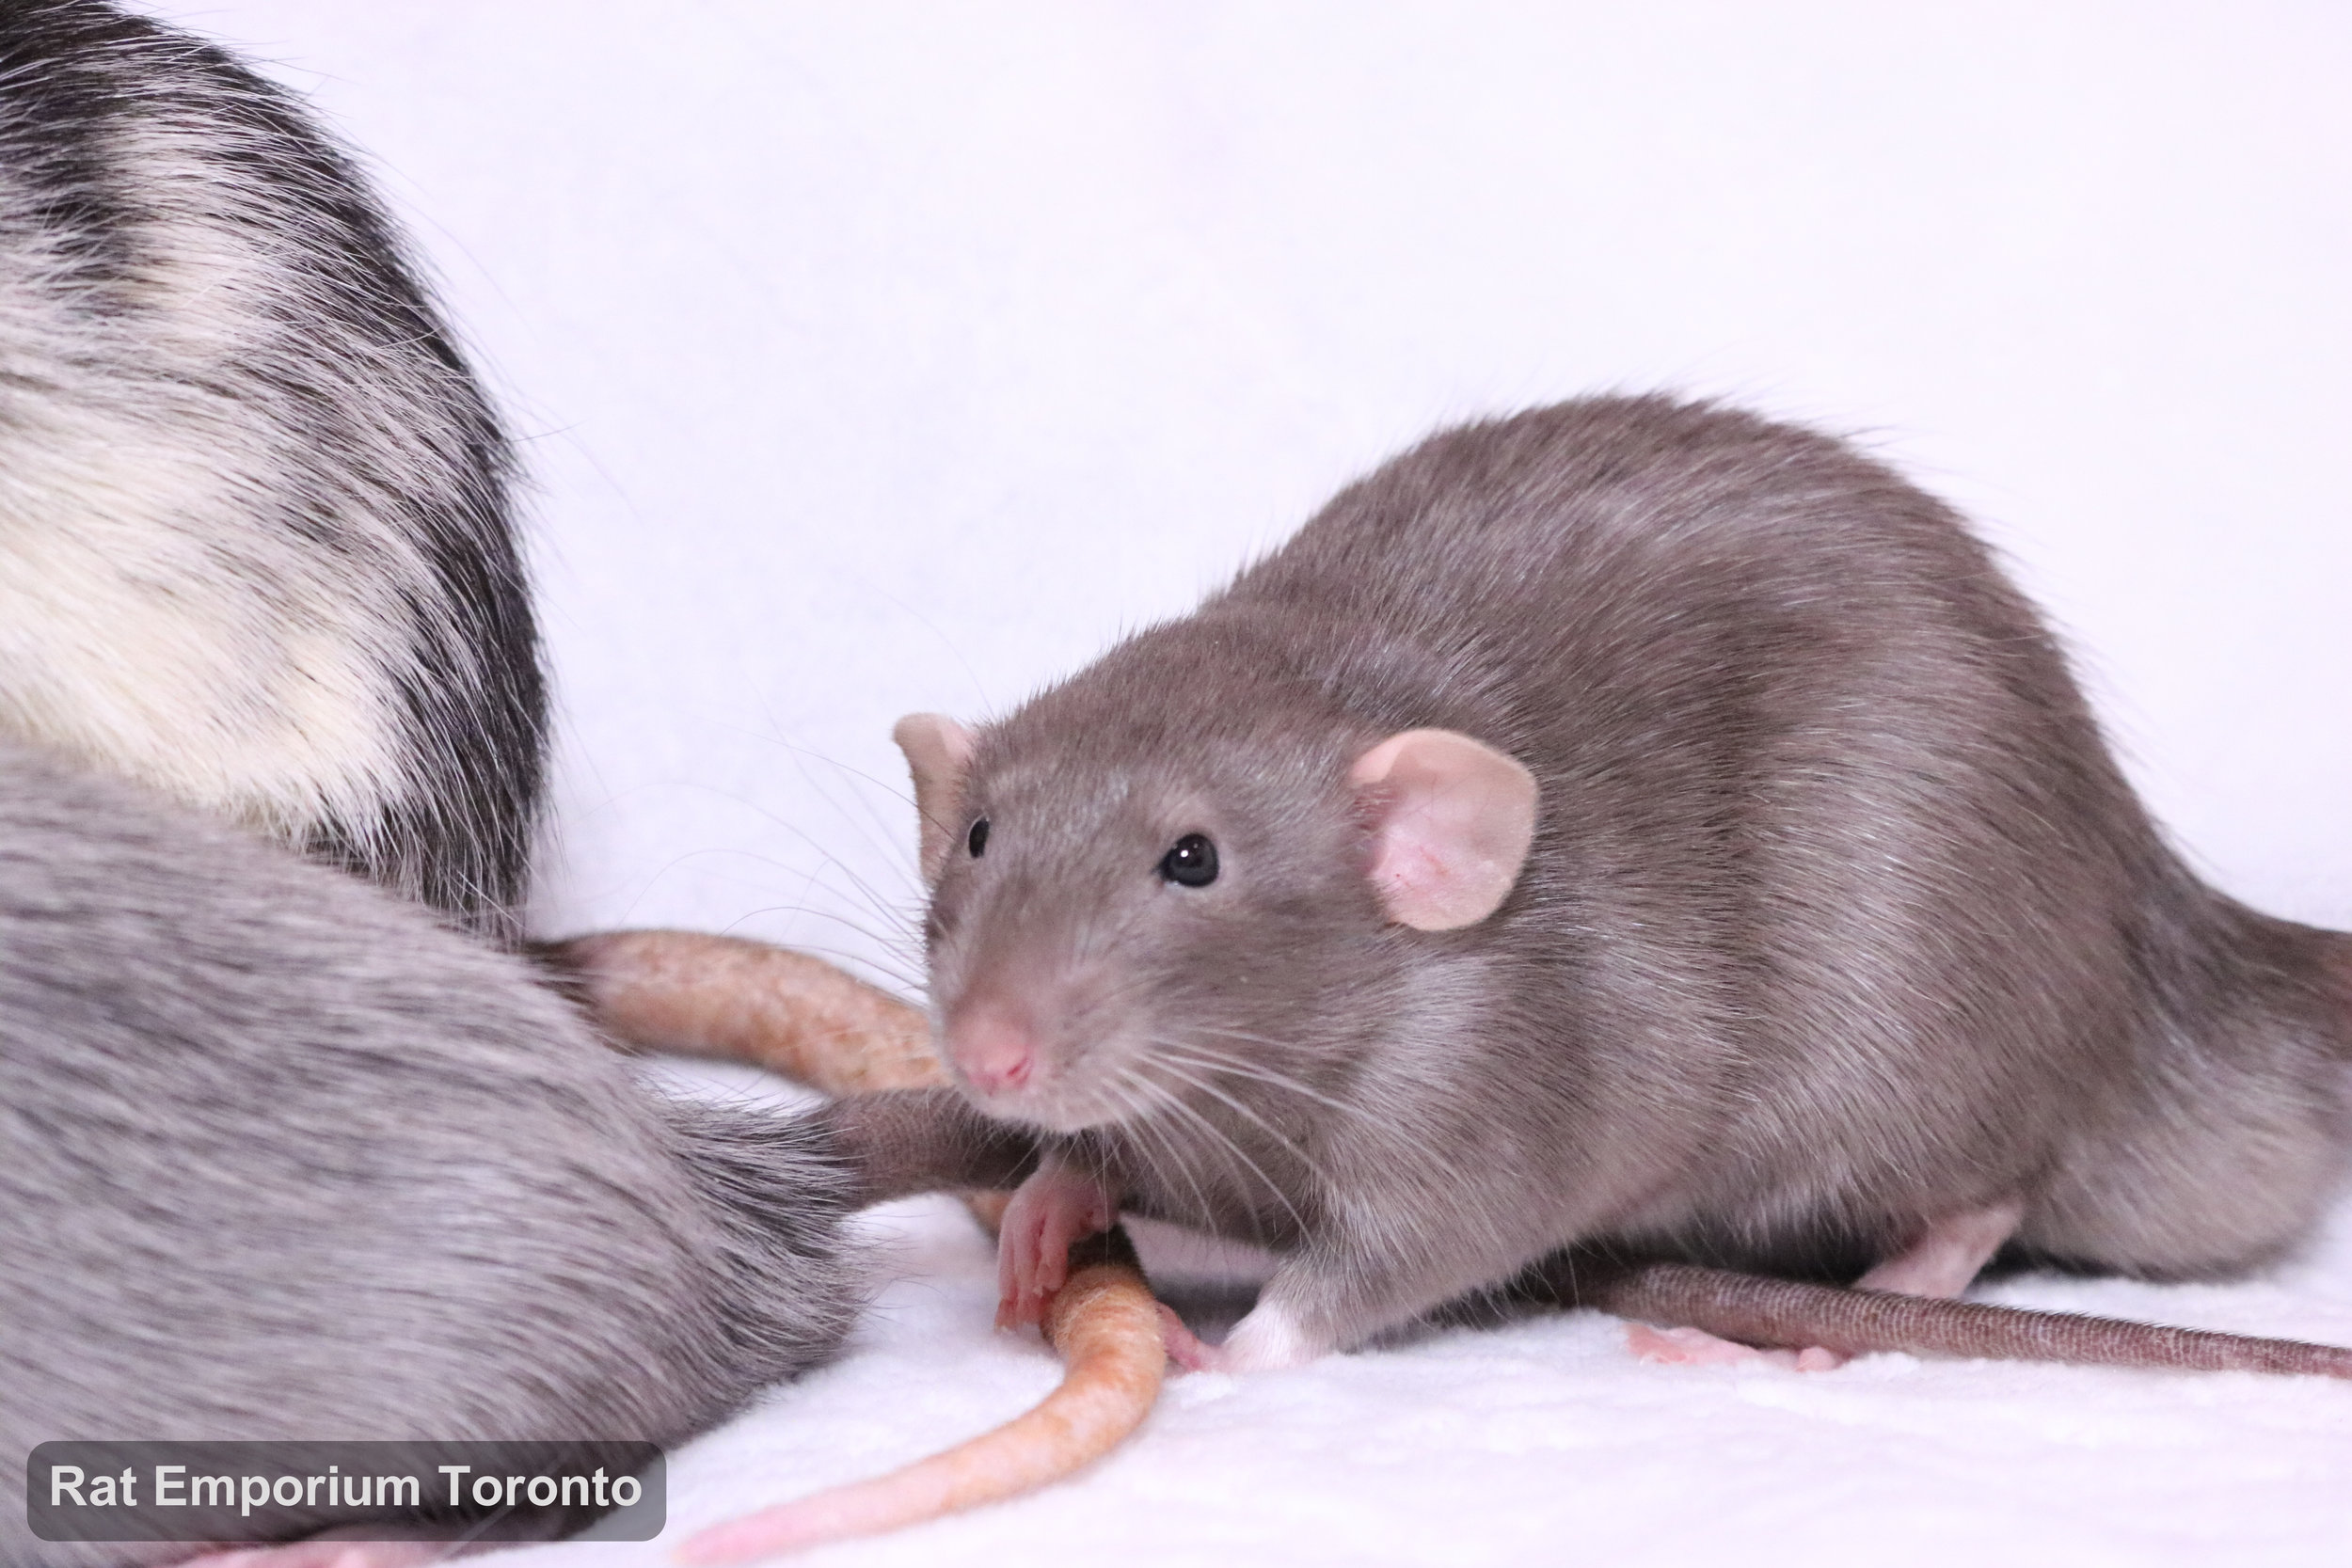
[894,667,1538,1135]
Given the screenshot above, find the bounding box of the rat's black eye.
[966,817,990,858]
[1157,832,1218,887]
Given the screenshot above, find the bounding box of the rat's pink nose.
[948,1007,1040,1096]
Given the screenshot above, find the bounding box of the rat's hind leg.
[1629,1201,2023,1370]
[1851,1201,2022,1296]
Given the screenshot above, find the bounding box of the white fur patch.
[1221,1299,1323,1371]
[0,109,466,852]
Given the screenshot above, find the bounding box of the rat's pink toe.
[1628,1322,1851,1370]
[1157,1303,1227,1373]
[993,1161,1117,1333]
[1628,1323,1765,1366]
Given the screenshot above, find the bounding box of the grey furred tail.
[661,1098,866,1386]
[0,0,544,942]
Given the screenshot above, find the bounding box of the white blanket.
[512,1056,2352,1568]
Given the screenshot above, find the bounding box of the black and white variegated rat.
[0,8,1035,1563]
[0,0,541,943]
[895,394,2352,1374]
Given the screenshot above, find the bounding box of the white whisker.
[1157,1036,1388,1128]
[1133,1060,1316,1242]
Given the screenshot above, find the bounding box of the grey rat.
[894,394,2352,1372]
[0,739,1030,1568]
[0,0,543,942]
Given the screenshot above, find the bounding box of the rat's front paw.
[1156,1304,1229,1372]
[1166,1299,1319,1374]
[994,1162,1114,1330]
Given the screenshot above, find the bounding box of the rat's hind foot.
[995,1160,1115,1330]
[1626,1201,2022,1371]
[1626,1323,1834,1370]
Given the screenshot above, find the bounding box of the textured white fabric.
[142,7,2352,1561]
[532,1132,2352,1568]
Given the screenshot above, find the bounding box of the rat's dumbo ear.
[1348,729,1538,930]
[893,713,977,882]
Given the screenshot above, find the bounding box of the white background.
[150,6,2352,1564]
[156,0,2351,972]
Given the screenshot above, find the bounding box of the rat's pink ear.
[1348,729,1538,930]
[893,713,977,882]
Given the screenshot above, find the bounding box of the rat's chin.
[1022,1099,1127,1135]
[953,1077,1126,1136]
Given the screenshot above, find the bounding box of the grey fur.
[0,0,544,942]
[928,395,2352,1360]
[0,740,858,1568]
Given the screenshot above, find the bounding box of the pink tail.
[676,1259,1166,1563]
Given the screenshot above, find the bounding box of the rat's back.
[0,742,859,1568]
[1216,396,2352,1279]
